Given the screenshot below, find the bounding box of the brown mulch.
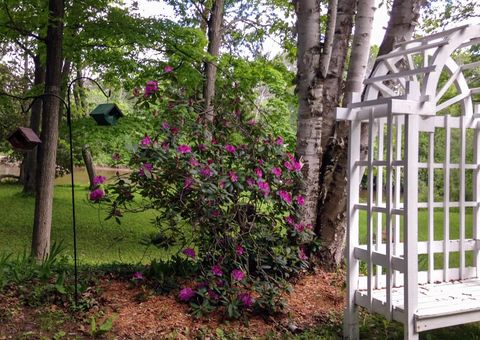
[0,269,344,339]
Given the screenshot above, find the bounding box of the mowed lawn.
[0,184,162,265]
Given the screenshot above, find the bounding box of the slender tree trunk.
[203,0,224,122]
[73,67,86,111]
[82,145,96,190]
[294,0,323,228]
[31,0,64,261]
[23,56,45,194]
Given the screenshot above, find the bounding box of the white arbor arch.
[338,24,480,339]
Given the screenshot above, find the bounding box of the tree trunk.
[23,56,45,194]
[203,0,224,122]
[31,0,64,261]
[315,0,424,270]
[82,145,96,190]
[294,0,323,228]
[73,67,86,111]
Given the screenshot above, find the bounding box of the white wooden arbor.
[338,24,480,339]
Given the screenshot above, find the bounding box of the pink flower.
[162,121,170,129]
[235,245,245,256]
[255,168,263,178]
[238,292,254,308]
[294,223,305,232]
[219,180,225,189]
[139,163,153,176]
[183,177,194,189]
[177,144,192,154]
[183,248,196,258]
[164,65,174,73]
[212,210,221,217]
[141,135,152,146]
[171,127,179,135]
[284,161,294,171]
[161,141,169,150]
[211,138,218,145]
[132,271,144,280]
[231,269,245,281]
[271,167,282,178]
[228,170,238,182]
[225,144,236,153]
[178,287,196,301]
[200,166,213,177]
[198,144,206,152]
[92,175,106,186]
[89,188,105,202]
[298,246,308,261]
[296,195,305,206]
[257,181,270,196]
[144,80,158,96]
[258,159,264,165]
[189,158,200,167]
[246,177,255,187]
[211,264,223,276]
[285,215,295,225]
[278,190,292,204]
[276,137,283,145]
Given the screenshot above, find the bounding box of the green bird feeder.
[89,103,124,126]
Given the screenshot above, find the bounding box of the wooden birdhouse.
[89,103,124,126]
[7,127,42,151]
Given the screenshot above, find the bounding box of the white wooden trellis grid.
[338,24,480,340]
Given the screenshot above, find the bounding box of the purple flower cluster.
[144,80,158,97]
[89,188,105,202]
[183,247,196,258]
[238,292,254,308]
[178,287,196,301]
[92,175,106,186]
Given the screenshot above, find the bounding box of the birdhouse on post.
[89,103,124,126]
[7,127,42,151]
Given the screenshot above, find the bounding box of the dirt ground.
[0,269,344,339]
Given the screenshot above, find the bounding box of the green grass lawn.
[0,183,163,265]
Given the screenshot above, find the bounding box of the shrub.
[96,80,313,318]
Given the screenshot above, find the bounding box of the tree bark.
[203,0,224,122]
[31,0,64,261]
[294,0,323,228]
[23,56,45,194]
[73,67,86,111]
[82,145,96,190]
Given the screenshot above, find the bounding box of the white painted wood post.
[345,118,362,340]
[404,114,419,340]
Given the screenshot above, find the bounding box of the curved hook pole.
[67,76,110,101]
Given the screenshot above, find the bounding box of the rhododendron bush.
[96,79,313,318]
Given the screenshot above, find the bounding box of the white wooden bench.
[338,24,480,339]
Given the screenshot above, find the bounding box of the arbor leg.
[344,303,359,339]
[404,319,419,340]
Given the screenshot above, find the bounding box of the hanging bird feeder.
[89,103,124,126]
[7,127,42,151]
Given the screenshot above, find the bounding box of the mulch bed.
[0,269,344,339]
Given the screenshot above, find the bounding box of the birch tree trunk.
[294,0,322,228]
[31,0,64,261]
[315,0,375,269]
[203,0,224,122]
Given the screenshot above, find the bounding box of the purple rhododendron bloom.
[164,65,174,73]
[141,135,152,146]
[276,136,283,145]
[139,163,153,176]
[228,170,238,182]
[285,215,295,225]
[200,166,213,177]
[258,159,264,165]
[162,121,170,129]
[294,223,305,232]
[211,264,223,276]
[189,158,200,167]
[298,246,308,261]
[257,181,270,196]
[219,180,225,189]
[216,279,225,287]
[177,144,192,154]
[132,271,144,280]
[171,127,179,135]
[255,168,263,178]
[184,177,194,189]
[89,188,105,201]
[144,80,158,96]
[296,195,305,206]
[183,248,196,258]
[231,269,245,281]
[271,167,282,178]
[225,144,236,153]
[92,175,106,186]
[246,177,255,187]
[278,190,292,204]
[208,289,220,300]
[284,160,294,171]
[238,292,254,308]
[235,245,245,256]
[178,287,196,301]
